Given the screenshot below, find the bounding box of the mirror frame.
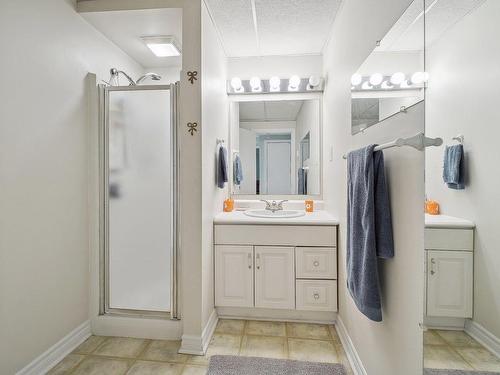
[228,92,323,200]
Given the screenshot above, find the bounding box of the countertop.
[425,214,475,229]
[214,210,339,226]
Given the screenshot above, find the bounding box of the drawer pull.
[256,253,261,270]
[313,260,320,267]
[313,292,320,300]
[247,253,252,269]
[430,258,436,275]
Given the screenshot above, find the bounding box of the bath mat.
[208,355,346,375]
[424,369,500,375]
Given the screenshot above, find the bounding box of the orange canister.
[223,198,234,212]
[305,200,314,212]
[425,200,440,215]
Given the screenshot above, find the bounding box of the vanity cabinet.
[214,224,338,313]
[425,228,474,318]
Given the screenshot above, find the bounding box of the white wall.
[227,54,322,80]
[0,0,143,373]
[322,0,423,374]
[200,0,228,331]
[425,0,500,339]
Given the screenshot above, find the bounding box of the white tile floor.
[48,319,353,374]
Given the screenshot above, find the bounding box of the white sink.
[244,209,305,219]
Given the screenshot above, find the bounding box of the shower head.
[109,68,136,86]
[136,72,162,84]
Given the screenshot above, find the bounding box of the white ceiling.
[82,8,182,68]
[240,101,304,122]
[377,0,486,51]
[205,0,342,57]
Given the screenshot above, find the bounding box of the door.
[427,250,473,318]
[255,246,295,309]
[215,245,254,307]
[239,128,257,194]
[265,141,291,194]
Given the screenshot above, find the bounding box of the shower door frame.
[98,83,180,320]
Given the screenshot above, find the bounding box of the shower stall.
[98,83,179,320]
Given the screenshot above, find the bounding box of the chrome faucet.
[261,200,288,213]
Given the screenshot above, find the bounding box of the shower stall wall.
[98,83,179,320]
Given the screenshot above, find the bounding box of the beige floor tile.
[126,360,183,375]
[47,354,85,374]
[140,340,188,363]
[73,336,107,354]
[245,321,286,337]
[328,325,341,343]
[424,345,473,370]
[436,330,481,348]
[455,347,500,372]
[286,322,331,340]
[333,341,354,375]
[424,331,447,346]
[240,335,287,359]
[93,337,149,358]
[181,365,207,375]
[186,334,241,366]
[288,338,338,363]
[215,319,245,335]
[72,356,131,375]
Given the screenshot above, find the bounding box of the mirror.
[350,0,425,135]
[230,99,321,196]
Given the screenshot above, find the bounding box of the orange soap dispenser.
[425,199,440,215]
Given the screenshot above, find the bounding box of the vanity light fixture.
[381,80,393,89]
[400,80,413,88]
[288,75,301,91]
[308,76,321,88]
[230,77,244,93]
[369,73,383,86]
[351,73,362,86]
[411,71,429,85]
[250,76,262,92]
[269,76,281,92]
[362,81,373,90]
[141,36,181,57]
[390,72,406,85]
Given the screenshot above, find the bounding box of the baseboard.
[216,307,337,324]
[465,319,500,359]
[16,320,91,375]
[179,309,218,355]
[424,316,466,330]
[335,316,367,375]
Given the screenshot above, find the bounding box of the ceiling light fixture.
[269,76,281,92]
[288,75,301,91]
[250,76,262,92]
[141,36,181,57]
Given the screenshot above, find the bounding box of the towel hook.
[452,135,464,144]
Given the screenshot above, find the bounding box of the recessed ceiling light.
[141,36,181,57]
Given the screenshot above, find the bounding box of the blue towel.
[347,145,394,322]
[217,146,228,188]
[443,144,464,190]
[233,154,243,185]
[297,168,307,194]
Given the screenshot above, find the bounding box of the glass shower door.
[101,84,178,317]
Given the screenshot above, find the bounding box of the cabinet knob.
[313,292,320,300]
[313,261,320,267]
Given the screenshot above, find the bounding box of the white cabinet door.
[255,246,295,309]
[427,250,473,318]
[215,245,254,307]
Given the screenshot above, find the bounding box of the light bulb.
[230,77,242,91]
[369,73,383,86]
[400,80,412,88]
[390,72,405,85]
[351,73,362,86]
[288,75,301,91]
[250,76,261,92]
[381,81,393,89]
[308,76,320,87]
[270,76,281,91]
[411,72,426,84]
[362,81,373,90]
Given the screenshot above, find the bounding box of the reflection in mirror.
[351,0,425,135]
[230,99,320,196]
[423,0,500,372]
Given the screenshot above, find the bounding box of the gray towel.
[347,145,394,322]
[233,154,243,185]
[298,168,308,195]
[218,146,228,188]
[443,144,464,190]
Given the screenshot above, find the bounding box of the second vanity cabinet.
[214,223,338,312]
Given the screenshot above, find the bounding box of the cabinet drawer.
[425,229,474,251]
[296,247,337,279]
[296,280,337,312]
[215,225,337,247]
